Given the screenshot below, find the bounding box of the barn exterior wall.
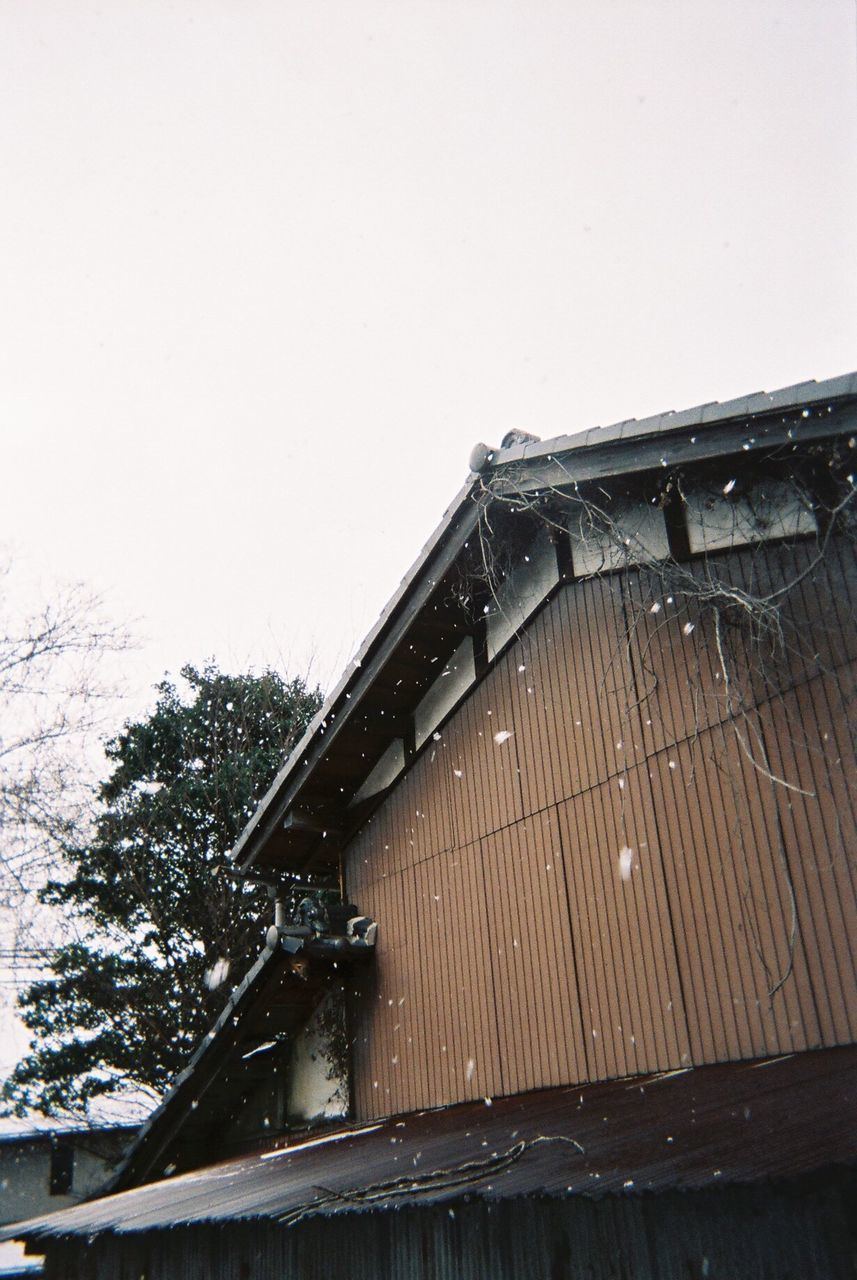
[345,538,857,1118]
[39,1173,857,1280]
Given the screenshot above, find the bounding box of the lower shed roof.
[6,1044,855,1244]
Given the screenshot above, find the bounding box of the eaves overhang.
[228,476,484,878]
[229,372,857,880]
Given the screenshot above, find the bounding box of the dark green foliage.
[3,663,322,1117]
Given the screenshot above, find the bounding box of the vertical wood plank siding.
[44,1176,857,1280]
[347,541,857,1118]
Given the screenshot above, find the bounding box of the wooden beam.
[282,810,343,838]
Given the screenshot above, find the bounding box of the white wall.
[413,636,476,749]
[286,991,348,1123]
[0,1137,122,1226]
[568,500,670,575]
[684,479,817,553]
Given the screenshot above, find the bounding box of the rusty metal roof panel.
[5,1046,855,1243]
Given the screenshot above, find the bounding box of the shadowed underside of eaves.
[107,944,333,1193]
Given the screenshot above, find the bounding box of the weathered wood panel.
[439,659,526,848]
[557,764,691,1081]
[351,841,504,1118]
[647,720,822,1062]
[763,668,857,1045]
[480,810,586,1095]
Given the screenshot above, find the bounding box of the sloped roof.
[4,1045,855,1243]
[97,369,857,1208]
[0,1120,135,1150]
[106,942,332,1194]
[230,372,857,878]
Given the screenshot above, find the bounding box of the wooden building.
[0,1122,134,1229]
[4,373,857,1277]
[0,1122,134,1279]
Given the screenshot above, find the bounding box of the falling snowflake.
[135,780,163,795]
[493,730,513,745]
[723,479,736,495]
[618,846,634,881]
[204,957,231,990]
[682,621,695,636]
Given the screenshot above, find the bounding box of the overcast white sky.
[3,0,856,707]
[1,0,856,1086]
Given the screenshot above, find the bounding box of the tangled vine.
[462,438,856,1006]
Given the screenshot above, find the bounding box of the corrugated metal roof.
[230,371,857,877]
[5,1045,855,1243]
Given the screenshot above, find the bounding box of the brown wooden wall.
[345,538,857,1120]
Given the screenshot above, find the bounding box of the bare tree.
[0,556,132,962]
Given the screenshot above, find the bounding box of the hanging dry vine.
[462,440,857,1006]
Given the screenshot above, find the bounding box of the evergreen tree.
[2,663,322,1118]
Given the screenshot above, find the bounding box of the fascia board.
[230,479,483,872]
[490,401,857,498]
